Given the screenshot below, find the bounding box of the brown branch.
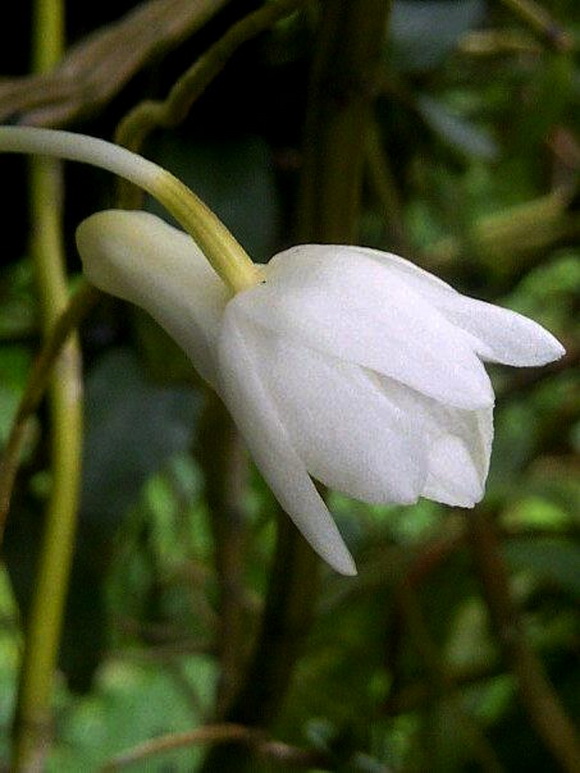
[468,509,580,773]
[101,724,260,771]
[395,580,503,772]
[0,0,229,127]
[100,722,331,771]
[197,392,251,716]
[500,0,573,52]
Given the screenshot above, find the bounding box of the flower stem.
[11,0,84,769]
[0,127,263,294]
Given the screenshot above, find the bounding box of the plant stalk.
[11,0,84,769]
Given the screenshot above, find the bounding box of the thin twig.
[500,0,573,51]
[114,0,309,208]
[100,722,331,771]
[396,580,503,772]
[468,509,580,773]
[101,723,259,771]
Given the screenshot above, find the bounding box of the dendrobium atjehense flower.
[0,128,565,576]
[77,211,565,575]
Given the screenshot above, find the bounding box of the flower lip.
[237,318,430,505]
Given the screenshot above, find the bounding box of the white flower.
[77,210,565,575]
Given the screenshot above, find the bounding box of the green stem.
[115,0,309,152]
[397,580,502,772]
[366,118,411,255]
[11,0,84,769]
[200,513,321,771]
[297,0,392,243]
[227,513,322,725]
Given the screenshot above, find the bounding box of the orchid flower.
[0,128,565,575]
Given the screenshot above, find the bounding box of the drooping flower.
[77,209,565,576]
[0,127,565,574]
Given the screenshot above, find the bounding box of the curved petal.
[421,296,564,366]
[243,323,428,503]
[421,406,493,507]
[350,246,565,366]
[374,377,493,506]
[235,245,494,409]
[217,307,357,575]
[76,210,228,386]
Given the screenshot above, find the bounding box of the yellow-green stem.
[12,0,84,769]
[154,170,263,293]
[0,127,263,295]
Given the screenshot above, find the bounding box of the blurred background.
[0,0,579,770]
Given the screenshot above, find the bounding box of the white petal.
[76,210,228,386]
[422,297,565,366]
[422,406,493,507]
[347,245,459,295]
[423,435,486,506]
[237,245,494,409]
[217,308,357,575]
[351,246,565,366]
[236,320,428,504]
[372,376,493,506]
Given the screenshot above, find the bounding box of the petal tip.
[552,340,567,361]
[314,531,357,576]
[331,550,358,576]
